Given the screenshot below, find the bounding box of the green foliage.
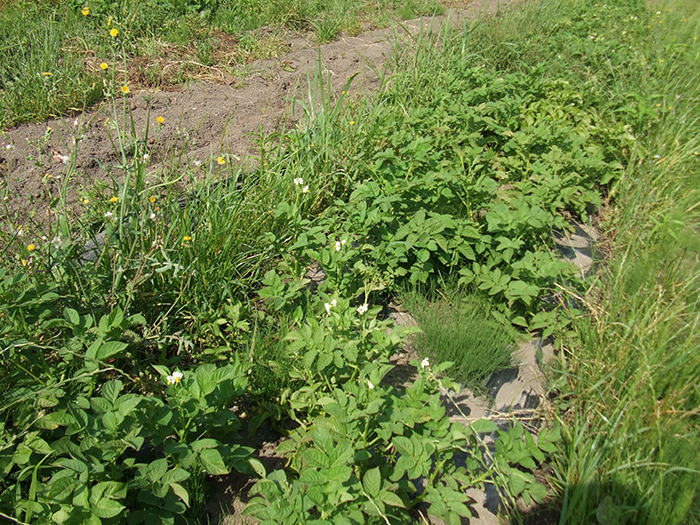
[314,65,632,327]
[0,3,102,127]
[0,270,254,523]
[461,0,700,523]
[245,296,554,523]
[0,0,445,127]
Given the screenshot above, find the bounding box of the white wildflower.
[357,303,368,315]
[104,211,114,218]
[324,299,338,315]
[367,380,375,390]
[293,177,304,186]
[302,185,310,194]
[335,241,342,251]
[166,371,183,385]
[143,154,150,161]
[421,357,430,369]
[150,212,156,220]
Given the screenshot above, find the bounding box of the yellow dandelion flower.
[27,244,36,252]
[121,85,130,94]
[183,235,192,242]
[149,196,156,203]
[82,198,90,204]
[82,7,89,16]
[100,62,108,70]
[157,116,164,124]
[110,28,118,37]
[42,72,52,76]
[110,196,118,203]
[349,121,355,125]
[217,156,226,165]
[21,259,28,266]
[342,90,346,95]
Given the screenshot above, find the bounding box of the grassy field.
[0,0,699,523]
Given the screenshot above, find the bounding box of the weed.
[400,286,520,388]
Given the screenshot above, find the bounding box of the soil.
[0,0,507,230]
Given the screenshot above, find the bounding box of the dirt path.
[0,0,506,227]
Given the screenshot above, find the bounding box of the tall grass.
[0,3,102,126]
[1,0,698,521]
[559,3,700,522]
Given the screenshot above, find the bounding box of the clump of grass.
[0,4,102,127]
[246,321,297,399]
[401,286,520,388]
